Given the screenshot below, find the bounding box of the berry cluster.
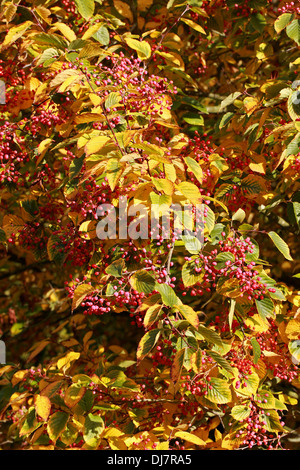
[255,319,299,382]
[231,399,285,449]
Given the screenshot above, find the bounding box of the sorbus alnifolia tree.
[0,0,300,452]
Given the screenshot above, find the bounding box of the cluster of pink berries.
[232,399,284,449]
[278,1,300,15]
[256,319,299,382]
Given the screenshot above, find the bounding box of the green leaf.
[259,410,285,432]
[289,340,300,362]
[36,47,59,66]
[74,0,95,20]
[69,154,85,181]
[210,223,226,244]
[250,13,267,33]
[255,270,285,301]
[232,208,246,223]
[215,251,235,270]
[255,391,276,410]
[20,407,40,436]
[176,304,199,329]
[47,411,69,443]
[274,13,294,33]
[208,350,235,376]
[220,92,241,111]
[33,33,69,50]
[93,25,110,45]
[288,201,300,227]
[268,231,293,261]
[235,371,260,397]
[83,413,104,448]
[137,329,161,361]
[203,204,215,234]
[245,238,260,262]
[143,304,162,328]
[198,325,224,347]
[181,235,202,254]
[105,91,121,110]
[180,96,208,113]
[155,283,181,307]
[250,337,261,364]
[206,377,232,404]
[105,259,125,277]
[255,296,275,320]
[287,92,300,121]
[182,259,204,287]
[182,113,204,126]
[130,270,156,294]
[77,389,94,412]
[60,422,79,446]
[286,19,300,46]
[47,234,67,266]
[231,404,251,421]
[64,383,86,408]
[219,112,234,129]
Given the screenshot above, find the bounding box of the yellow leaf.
[37,138,52,165]
[24,77,41,91]
[49,69,83,88]
[75,113,105,124]
[174,431,206,446]
[1,20,32,49]
[82,23,104,40]
[58,74,82,93]
[89,93,103,107]
[12,370,28,387]
[164,163,177,182]
[248,153,266,174]
[284,318,300,340]
[57,351,81,373]
[181,18,206,34]
[125,37,151,59]
[3,3,17,23]
[52,22,77,42]
[157,441,169,450]
[84,135,111,156]
[243,96,259,116]
[177,181,202,205]
[152,177,175,196]
[79,220,98,239]
[64,383,86,408]
[34,395,51,421]
[108,437,128,450]
[156,51,185,70]
[72,283,95,311]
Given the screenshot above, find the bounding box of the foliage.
[0,0,300,451]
